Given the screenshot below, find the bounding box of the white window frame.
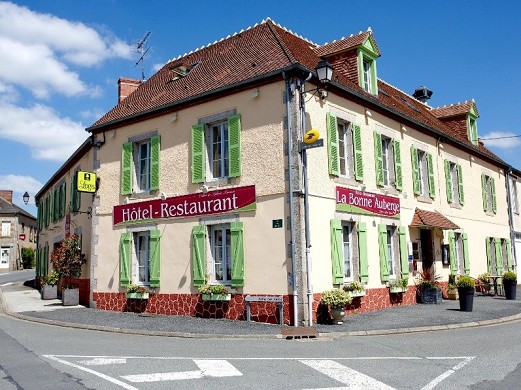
[454,233,463,274]
[208,121,229,180]
[342,223,353,281]
[417,150,427,196]
[1,221,10,237]
[387,226,396,278]
[337,120,353,178]
[209,223,232,285]
[381,136,391,186]
[133,231,150,285]
[512,178,519,215]
[135,139,151,192]
[362,58,372,93]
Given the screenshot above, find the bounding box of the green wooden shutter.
[60,183,66,218]
[491,177,497,214]
[411,145,420,195]
[506,239,514,271]
[457,164,464,205]
[463,233,470,274]
[494,238,503,276]
[427,153,435,199]
[50,191,55,222]
[485,237,492,273]
[228,114,242,178]
[230,221,245,287]
[119,232,131,286]
[192,225,206,287]
[353,124,364,181]
[121,142,133,195]
[358,222,368,284]
[481,174,488,212]
[70,177,74,211]
[45,196,50,227]
[374,131,384,186]
[44,244,49,276]
[149,229,161,287]
[378,224,390,283]
[444,160,453,203]
[191,124,205,183]
[326,112,339,176]
[393,140,402,190]
[150,135,160,191]
[399,226,409,280]
[448,231,457,275]
[330,219,344,284]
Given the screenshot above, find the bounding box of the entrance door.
[0,247,9,269]
[420,229,434,271]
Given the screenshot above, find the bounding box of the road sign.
[77,171,97,193]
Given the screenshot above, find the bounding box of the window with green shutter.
[191,114,242,183]
[427,153,435,199]
[448,231,457,275]
[230,221,244,287]
[374,132,384,186]
[378,224,390,283]
[462,233,470,274]
[457,164,464,205]
[331,219,367,284]
[192,225,206,287]
[399,227,409,280]
[119,233,131,286]
[358,222,368,284]
[411,145,420,195]
[149,229,161,287]
[482,174,496,214]
[330,219,343,284]
[444,160,453,203]
[121,134,160,195]
[326,112,339,176]
[393,140,402,190]
[327,112,363,181]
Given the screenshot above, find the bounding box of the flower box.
[126,292,150,299]
[62,287,79,306]
[201,293,231,301]
[346,290,366,298]
[41,284,58,300]
[389,286,407,294]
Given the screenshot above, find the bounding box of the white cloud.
[0,102,86,161]
[0,1,132,98]
[481,131,521,150]
[0,175,43,205]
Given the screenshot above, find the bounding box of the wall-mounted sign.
[303,129,320,144]
[77,171,97,193]
[113,185,256,226]
[336,186,400,218]
[272,219,283,228]
[18,234,25,241]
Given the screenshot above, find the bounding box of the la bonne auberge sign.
[336,186,400,218]
[113,185,256,226]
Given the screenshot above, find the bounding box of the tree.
[50,234,85,288]
[21,247,35,269]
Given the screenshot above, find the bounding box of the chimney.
[412,86,433,103]
[0,190,13,203]
[118,78,141,103]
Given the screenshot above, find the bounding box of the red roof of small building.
[410,208,460,230]
[431,101,479,119]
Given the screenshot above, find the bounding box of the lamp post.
[299,60,332,326]
[23,192,30,205]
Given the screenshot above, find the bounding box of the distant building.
[37,19,517,325]
[0,190,36,271]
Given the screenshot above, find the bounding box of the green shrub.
[42,270,60,286]
[198,284,229,295]
[503,271,517,281]
[456,275,475,288]
[321,289,352,309]
[343,281,365,292]
[21,247,35,269]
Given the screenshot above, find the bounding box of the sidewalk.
[2,280,521,339]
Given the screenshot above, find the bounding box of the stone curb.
[2,287,521,340]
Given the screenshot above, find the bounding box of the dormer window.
[362,59,372,92]
[358,50,378,95]
[468,114,478,146]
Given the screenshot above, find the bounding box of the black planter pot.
[458,287,474,312]
[504,280,517,300]
[420,287,442,304]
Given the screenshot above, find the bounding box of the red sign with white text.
[113,185,256,226]
[336,186,400,218]
[18,234,26,241]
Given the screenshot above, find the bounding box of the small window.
[468,116,478,145]
[337,120,354,178]
[121,134,160,195]
[342,223,354,281]
[454,233,464,274]
[327,113,363,181]
[134,231,150,284]
[411,146,434,199]
[137,140,151,192]
[209,122,229,179]
[386,226,397,278]
[481,174,496,214]
[1,221,10,237]
[362,59,372,93]
[210,224,232,284]
[445,161,464,206]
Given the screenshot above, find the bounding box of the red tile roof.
[87,18,504,167]
[410,208,460,230]
[431,101,479,119]
[314,30,380,57]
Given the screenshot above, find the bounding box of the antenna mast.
[134,31,151,81]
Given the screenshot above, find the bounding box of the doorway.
[420,229,434,271]
[0,247,9,269]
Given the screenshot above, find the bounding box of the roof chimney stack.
[412,86,433,103]
[118,78,141,103]
[0,190,13,203]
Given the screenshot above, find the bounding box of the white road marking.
[421,357,475,390]
[79,358,127,366]
[44,355,138,390]
[300,359,395,390]
[0,282,13,286]
[121,359,242,383]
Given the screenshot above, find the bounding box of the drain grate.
[280,327,318,340]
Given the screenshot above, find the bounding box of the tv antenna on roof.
[133,31,151,81]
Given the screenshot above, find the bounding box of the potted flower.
[477,272,491,295]
[447,274,458,300]
[503,271,517,300]
[320,288,352,325]
[343,281,366,298]
[50,234,86,306]
[125,284,150,299]
[417,268,442,304]
[456,275,475,312]
[389,277,409,293]
[41,269,60,300]
[198,284,231,301]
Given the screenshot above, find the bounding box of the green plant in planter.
[42,269,60,286]
[198,284,229,295]
[477,272,490,284]
[456,275,475,288]
[503,271,517,281]
[50,234,85,289]
[417,268,441,290]
[343,281,365,293]
[126,284,149,294]
[321,288,352,309]
[389,277,409,289]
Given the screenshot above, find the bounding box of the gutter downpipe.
[283,71,298,326]
[300,72,313,327]
[505,166,518,271]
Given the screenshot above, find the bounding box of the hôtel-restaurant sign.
[336,186,400,218]
[113,185,256,226]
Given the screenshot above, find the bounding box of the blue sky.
[1,0,520,217]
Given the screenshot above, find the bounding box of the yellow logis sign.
[77,171,97,193]
[303,129,320,144]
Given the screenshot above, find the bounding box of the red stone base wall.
[93,286,420,325]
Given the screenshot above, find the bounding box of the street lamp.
[22,192,30,205]
[299,60,333,326]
